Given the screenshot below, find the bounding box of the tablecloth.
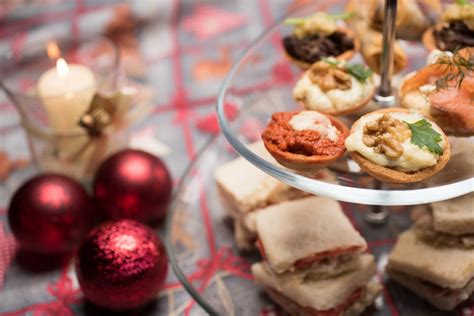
[0,1,473,315]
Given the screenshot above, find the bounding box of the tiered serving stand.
[166,1,474,315]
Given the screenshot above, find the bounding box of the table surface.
[0,1,472,316]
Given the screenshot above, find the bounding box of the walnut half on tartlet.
[283,12,360,70]
[262,111,349,172]
[345,108,451,184]
[293,58,375,116]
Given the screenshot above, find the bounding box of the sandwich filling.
[387,268,474,310]
[293,60,374,113]
[265,286,364,316]
[258,239,363,274]
[251,254,378,313]
[345,112,446,172]
[262,111,346,157]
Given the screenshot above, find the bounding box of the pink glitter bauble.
[93,149,172,223]
[8,174,92,253]
[75,219,168,310]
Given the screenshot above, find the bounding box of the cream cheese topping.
[345,112,446,172]
[426,49,454,65]
[289,111,339,141]
[293,73,374,113]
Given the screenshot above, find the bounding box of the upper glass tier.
[216,1,473,206]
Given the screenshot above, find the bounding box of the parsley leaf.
[321,58,373,83]
[404,119,443,155]
[345,64,373,83]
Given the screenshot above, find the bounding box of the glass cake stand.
[166,0,473,315]
[215,1,473,206]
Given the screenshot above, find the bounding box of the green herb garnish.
[284,12,354,25]
[321,58,373,83]
[404,119,443,155]
[435,48,474,90]
[345,64,373,83]
[455,0,473,5]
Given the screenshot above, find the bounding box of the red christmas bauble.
[76,219,168,310]
[8,174,92,253]
[93,149,172,223]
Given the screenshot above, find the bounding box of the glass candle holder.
[0,35,129,180]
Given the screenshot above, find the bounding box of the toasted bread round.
[263,114,349,173]
[286,27,360,70]
[348,108,451,184]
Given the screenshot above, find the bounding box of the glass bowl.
[216,1,473,206]
[165,134,470,315]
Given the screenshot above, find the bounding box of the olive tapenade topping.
[283,31,355,64]
[433,22,474,52]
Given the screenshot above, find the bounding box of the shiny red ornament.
[76,219,168,310]
[93,149,172,223]
[8,174,92,253]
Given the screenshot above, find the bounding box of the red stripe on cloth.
[257,0,280,49]
[376,271,400,316]
[0,225,17,290]
[0,5,105,39]
[367,239,396,249]
[10,32,27,62]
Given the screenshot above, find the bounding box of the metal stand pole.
[373,0,398,106]
[365,180,389,224]
[366,0,398,224]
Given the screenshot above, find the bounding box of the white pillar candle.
[38,58,96,131]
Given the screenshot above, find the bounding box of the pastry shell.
[421,25,438,52]
[297,87,375,116]
[348,108,451,184]
[263,114,349,172]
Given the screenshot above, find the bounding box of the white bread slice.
[251,254,376,311]
[387,268,474,311]
[264,281,381,316]
[432,193,474,236]
[215,141,308,214]
[412,204,474,248]
[255,196,367,273]
[388,229,474,289]
[233,218,257,251]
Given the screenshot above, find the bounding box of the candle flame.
[56,58,69,77]
[47,41,61,59]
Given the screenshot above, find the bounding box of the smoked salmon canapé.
[400,48,474,136]
[293,58,375,116]
[345,108,451,184]
[262,111,349,173]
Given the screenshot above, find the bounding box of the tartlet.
[293,59,375,116]
[262,111,349,172]
[400,48,474,136]
[422,1,474,52]
[345,108,451,184]
[283,12,360,70]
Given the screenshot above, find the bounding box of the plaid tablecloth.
[0,1,473,315]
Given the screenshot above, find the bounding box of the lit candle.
[38,58,96,131]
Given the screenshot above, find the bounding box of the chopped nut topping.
[308,61,352,92]
[362,114,412,159]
